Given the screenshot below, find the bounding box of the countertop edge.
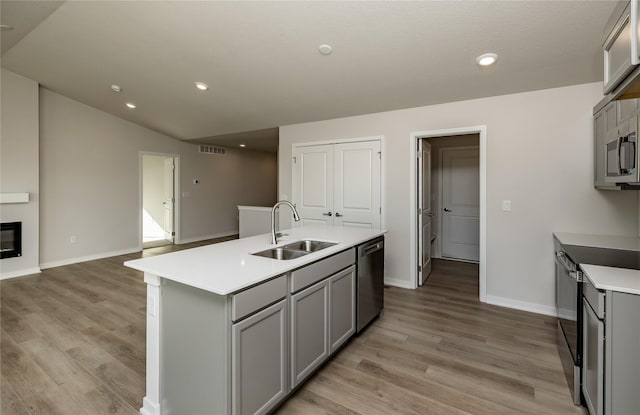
[581,264,640,296]
[125,227,387,296]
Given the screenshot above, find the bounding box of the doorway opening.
[409,126,487,302]
[141,153,178,249]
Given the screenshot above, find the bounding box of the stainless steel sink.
[282,240,337,252]
[252,247,309,260]
[251,240,337,260]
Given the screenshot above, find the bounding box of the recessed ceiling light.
[0,25,14,31]
[125,102,136,109]
[239,144,246,148]
[476,53,498,66]
[318,44,333,55]
[111,84,122,93]
[195,82,209,91]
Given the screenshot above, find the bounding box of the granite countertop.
[125,224,386,295]
[581,264,640,296]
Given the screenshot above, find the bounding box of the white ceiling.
[1,1,620,152]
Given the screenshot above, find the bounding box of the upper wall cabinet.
[292,140,382,229]
[604,2,636,94]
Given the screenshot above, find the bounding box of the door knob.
[322,212,333,216]
[428,212,434,217]
[335,212,343,217]
[444,208,452,212]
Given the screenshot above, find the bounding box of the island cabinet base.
[141,246,362,415]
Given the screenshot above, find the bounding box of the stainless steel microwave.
[605,116,639,184]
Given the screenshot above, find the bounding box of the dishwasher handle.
[361,241,384,256]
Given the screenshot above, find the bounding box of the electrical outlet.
[502,200,512,212]
[70,235,77,244]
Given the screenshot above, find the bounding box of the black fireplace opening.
[1,222,22,259]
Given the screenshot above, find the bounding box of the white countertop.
[125,225,386,295]
[581,264,640,295]
[554,232,640,252]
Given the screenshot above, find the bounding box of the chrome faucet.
[271,200,300,245]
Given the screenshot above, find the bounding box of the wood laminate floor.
[1,244,585,415]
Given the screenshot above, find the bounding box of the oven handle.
[555,251,583,282]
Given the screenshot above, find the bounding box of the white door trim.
[438,145,479,262]
[139,152,181,250]
[408,126,487,302]
[291,135,385,229]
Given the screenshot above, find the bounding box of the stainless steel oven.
[555,241,583,405]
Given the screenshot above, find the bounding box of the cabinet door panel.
[582,300,604,415]
[293,145,334,225]
[291,281,329,387]
[604,5,634,94]
[329,266,356,353]
[232,300,288,415]
[334,141,381,229]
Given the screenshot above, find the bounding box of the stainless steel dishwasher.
[356,236,384,333]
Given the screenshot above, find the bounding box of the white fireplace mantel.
[0,193,30,204]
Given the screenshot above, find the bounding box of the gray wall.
[0,69,40,277]
[279,82,639,315]
[32,87,276,268]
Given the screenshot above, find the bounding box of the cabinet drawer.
[290,249,355,293]
[231,275,287,322]
[583,274,605,320]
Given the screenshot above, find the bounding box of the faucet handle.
[322,212,333,216]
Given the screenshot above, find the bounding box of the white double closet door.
[293,140,382,229]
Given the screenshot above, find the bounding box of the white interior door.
[418,140,432,286]
[163,157,175,243]
[293,145,334,227]
[333,141,381,229]
[441,147,479,262]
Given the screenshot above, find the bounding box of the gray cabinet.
[157,245,363,414]
[604,291,640,415]
[290,263,356,388]
[582,280,640,415]
[604,2,635,94]
[232,299,288,415]
[582,298,604,415]
[329,266,356,353]
[594,103,622,190]
[290,279,329,387]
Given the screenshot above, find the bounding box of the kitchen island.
[125,225,386,415]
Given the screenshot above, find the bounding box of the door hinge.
[418,265,422,273]
[379,207,382,214]
[378,151,382,159]
[417,208,422,215]
[171,231,175,236]
[417,152,422,159]
[293,156,297,164]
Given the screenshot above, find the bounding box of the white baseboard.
[177,232,238,245]
[40,247,141,270]
[383,277,415,290]
[140,396,160,415]
[0,267,41,280]
[485,295,557,317]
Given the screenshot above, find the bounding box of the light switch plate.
[502,200,512,212]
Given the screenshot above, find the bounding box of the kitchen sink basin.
[252,247,309,260]
[282,240,337,252]
[252,240,337,260]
